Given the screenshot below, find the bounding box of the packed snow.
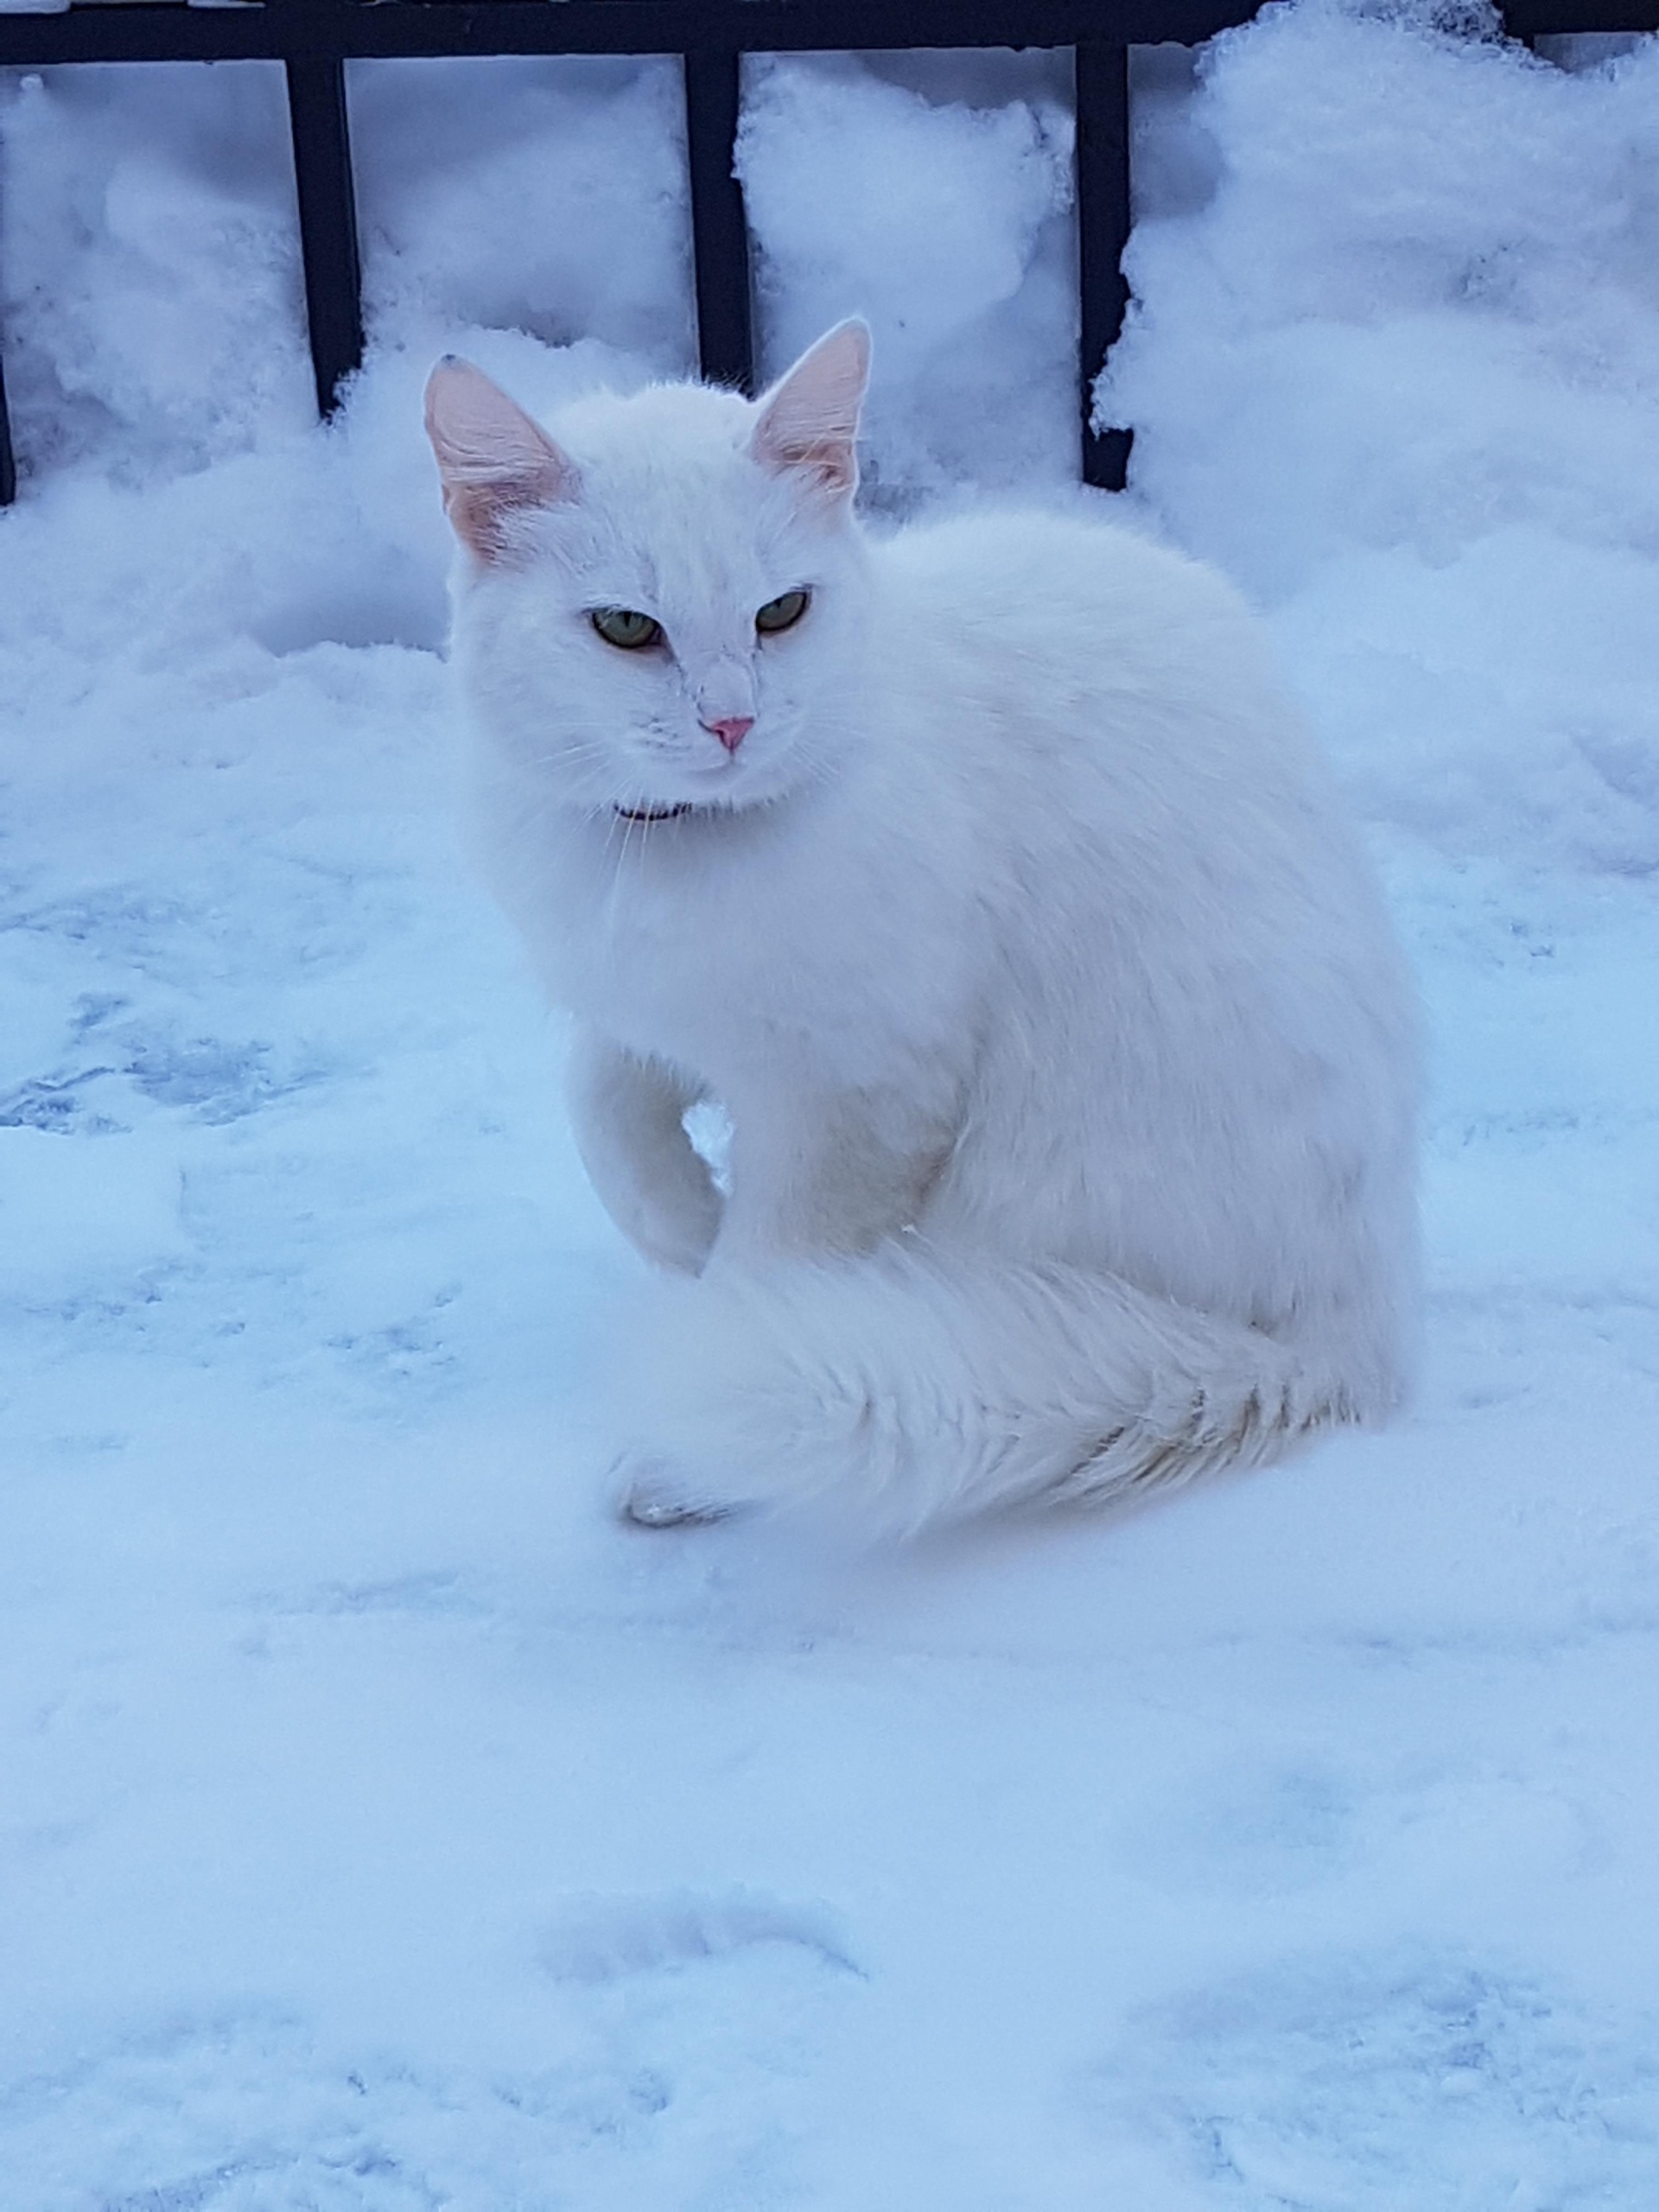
[3,7,1657,2203]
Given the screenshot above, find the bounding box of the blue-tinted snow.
[3,10,1658,2204]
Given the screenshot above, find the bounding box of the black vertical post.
[283,20,364,416]
[1075,41,1134,491]
[683,48,754,392]
[0,352,16,508]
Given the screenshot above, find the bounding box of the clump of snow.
[737,49,1080,500]
[348,56,697,376]
[0,62,312,474]
[1104,1,1659,874]
[1,15,1658,2206]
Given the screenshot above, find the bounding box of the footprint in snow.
[537,1890,862,1986]
[1093,1944,1659,2209]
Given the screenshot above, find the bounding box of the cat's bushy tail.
[626,1243,1394,1535]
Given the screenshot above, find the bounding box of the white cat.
[425,321,1420,1535]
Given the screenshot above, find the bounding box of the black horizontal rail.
[2,0,1657,505]
[0,2,1261,68]
[0,0,1651,69]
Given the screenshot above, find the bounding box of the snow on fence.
[0,0,1656,509]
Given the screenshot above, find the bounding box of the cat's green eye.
[755,589,810,636]
[591,607,664,651]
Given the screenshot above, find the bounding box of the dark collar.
[614,803,692,824]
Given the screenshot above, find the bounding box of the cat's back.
[862,500,1409,1079]
[871,504,1270,698]
[867,503,1328,859]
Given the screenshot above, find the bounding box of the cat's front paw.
[611,1452,744,1530]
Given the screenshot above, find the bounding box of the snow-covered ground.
[3,9,1658,2202]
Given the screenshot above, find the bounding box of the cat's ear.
[423,357,578,563]
[749,320,871,505]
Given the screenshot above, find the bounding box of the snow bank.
[1106,3,1659,875]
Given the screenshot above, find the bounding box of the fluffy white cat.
[425,321,1420,1535]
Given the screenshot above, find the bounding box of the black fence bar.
[0,355,14,510]
[683,49,755,392]
[1075,41,1133,493]
[283,48,365,414]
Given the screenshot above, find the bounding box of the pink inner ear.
[751,321,871,499]
[423,358,577,563]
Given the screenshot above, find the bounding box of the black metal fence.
[2,0,1656,507]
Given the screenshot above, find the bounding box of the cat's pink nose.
[705,715,753,754]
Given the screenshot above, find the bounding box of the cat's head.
[425,322,874,820]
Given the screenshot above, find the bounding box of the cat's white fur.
[425,323,1420,1535]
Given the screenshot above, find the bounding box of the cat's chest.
[515,811,973,1089]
